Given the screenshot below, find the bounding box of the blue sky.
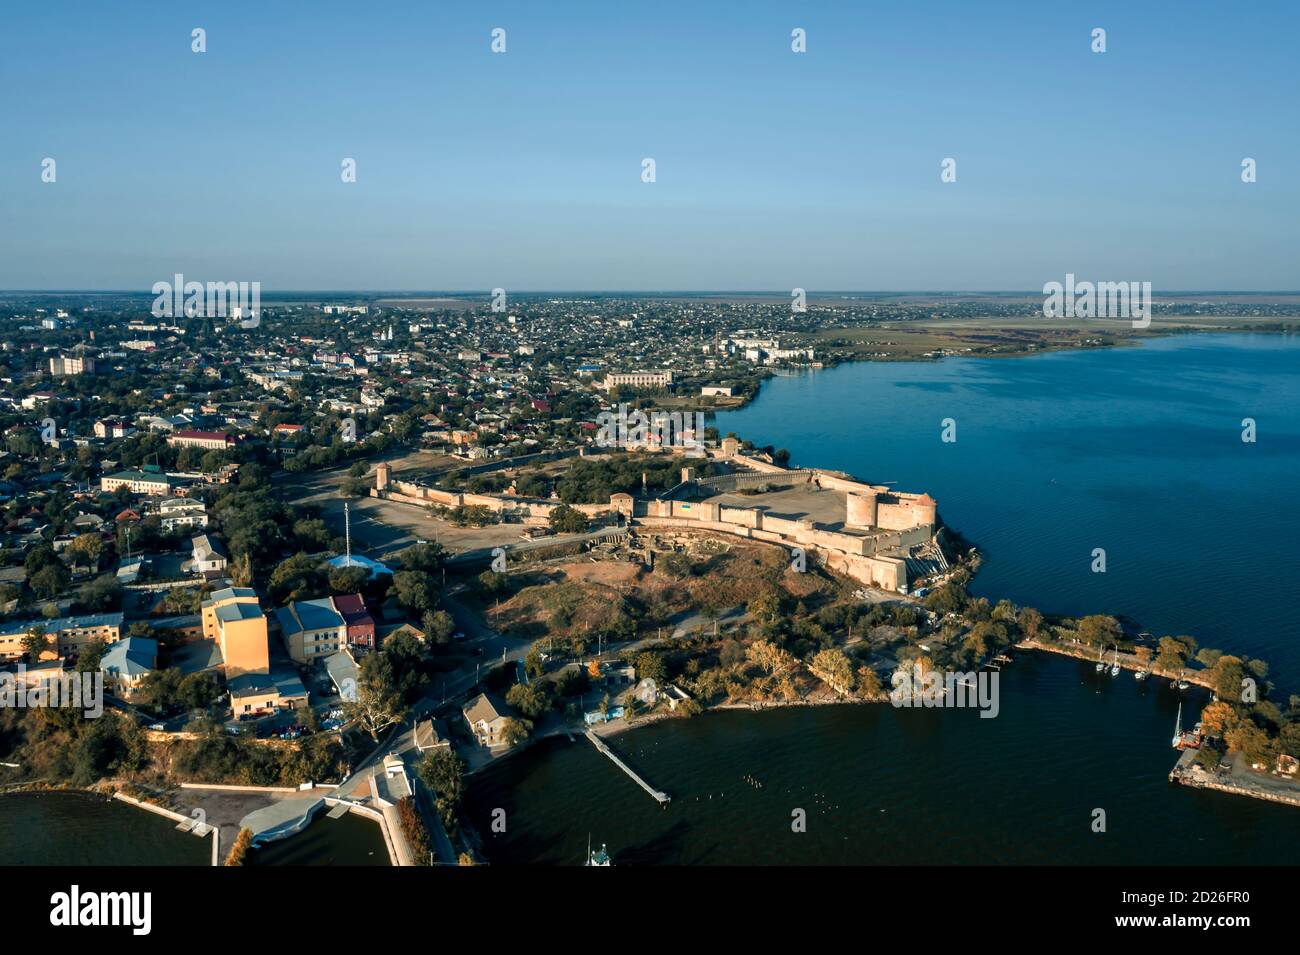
[2,0,1297,291]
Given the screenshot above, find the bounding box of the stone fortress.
[371,435,948,594]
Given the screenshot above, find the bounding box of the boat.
[1109,647,1120,677]
[1094,647,1106,672]
[1177,674,1190,690]
[1134,667,1149,681]
[1171,702,1183,748]
[585,835,611,867]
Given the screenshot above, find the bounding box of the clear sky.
[2,0,1297,292]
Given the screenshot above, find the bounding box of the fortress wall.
[876,502,934,531]
[719,506,761,529]
[804,527,870,556]
[728,453,790,475]
[637,517,753,539]
[822,551,907,592]
[812,472,889,496]
[760,516,805,538]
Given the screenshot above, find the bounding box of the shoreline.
[713,322,1298,415]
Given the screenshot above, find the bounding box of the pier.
[585,730,670,804]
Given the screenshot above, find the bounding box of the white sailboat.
[1109,647,1120,677]
[1171,702,1183,748]
[1094,646,1106,672]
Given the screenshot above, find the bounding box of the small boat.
[585,835,611,867]
[1177,675,1190,690]
[1109,647,1120,677]
[1134,668,1149,681]
[1171,702,1183,748]
[1094,647,1106,672]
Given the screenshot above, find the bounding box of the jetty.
[585,730,670,804]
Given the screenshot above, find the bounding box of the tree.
[1211,655,1246,701]
[633,652,667,684]
[856,666,883,699]
[66,533,104,573]
[22,627,52,661]
[1199,701,1236,736]
[75,638,107,673]
[505,681,553,719]
[746,640,794,675]
[1224,721,1274,765]
[548,503,588,534]
[1019,607,1044,641]
[1155,636,1192,673]
[329,565,369,595]
[421,609,455,645]
[30,562,69,600]
[346,652,406,737]
[391,570,439,615]
[1076,615,1121,647]
[420,748,466,805]
[811,647,854,693]
[500,717,533,747]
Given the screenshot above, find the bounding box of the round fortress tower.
[912,493,937,527]
[846,491,878,528]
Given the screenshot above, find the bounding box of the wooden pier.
[585,730,670,804]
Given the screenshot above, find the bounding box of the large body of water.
[0,792,210,866]
[466,332,1300,864]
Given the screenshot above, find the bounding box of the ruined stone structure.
[369,446,945,594]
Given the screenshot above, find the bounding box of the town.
[2,291,1299,868]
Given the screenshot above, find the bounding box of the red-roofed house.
[331,593,376,651]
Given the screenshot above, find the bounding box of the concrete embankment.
[112,791,220,865]
[1016,638,1216,690]
[1169,749,1300,809]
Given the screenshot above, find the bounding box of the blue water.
[466,332,1300,864]
[719,332,1300,688]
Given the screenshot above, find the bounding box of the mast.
[1173,701,1183,746]
[344,500,351,566]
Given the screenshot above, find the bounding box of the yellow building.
[0,612,123,661]
[202,587,270,677]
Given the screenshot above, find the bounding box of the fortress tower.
[912,493,937,528]
[845,491,879,529]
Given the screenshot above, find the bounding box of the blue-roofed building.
[276,598,347,664]
[326,554,392,580]
[100,636,158,698]
[0,612,125,661]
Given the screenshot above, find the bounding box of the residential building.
[228,669,309,716]
[602,370,673,391]
[100,468,185,496]
[462,692,513,747]
[159,497,208,532]
[190,533,228,574]
[49,354,95,376]
[0,612,124,661]
[201,587,270,677]
[331,593,376,651]
[276,598,347,664]
[100,636,158,698]
[166,429,235,451]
